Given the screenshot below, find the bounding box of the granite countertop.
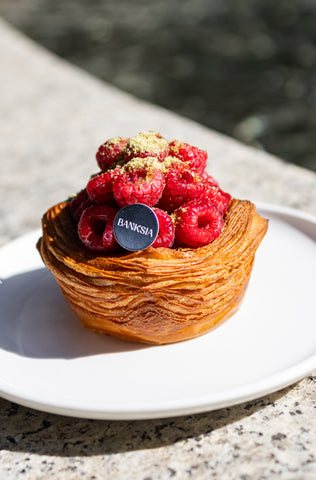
[0,18,315,480]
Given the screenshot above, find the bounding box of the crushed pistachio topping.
[106,136,126,146]
[126,131,168,155]
[169,139,181,151]
[170,212,177,225]
[123,156,162,175]
[160,156,183,173]
[193,172,203,183]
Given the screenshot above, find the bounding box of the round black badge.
[113,204,159,251]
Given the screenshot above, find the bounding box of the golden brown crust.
[37,199,268,344]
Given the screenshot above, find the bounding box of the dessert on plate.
[37,131,268,344]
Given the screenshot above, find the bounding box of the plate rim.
[0,353,314,420]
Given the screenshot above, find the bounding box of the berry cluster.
[69,131,231,252]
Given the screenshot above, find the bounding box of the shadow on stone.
[0,383,296,456]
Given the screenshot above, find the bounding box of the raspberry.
[124,131,169,163]
[174,199,223,248]
[113,158,164,207]
[96,137,129,171]
[201,184,231,215]
[159,162,204,212]
[78,204,118,251]
[69,189,94,223]
[152,208,175,248]
[201,171,219,188]
[86,168,120,205]
[169,140,207,174]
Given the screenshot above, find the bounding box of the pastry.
[37,131,268,344]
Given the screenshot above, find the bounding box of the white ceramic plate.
[0,203,315,420]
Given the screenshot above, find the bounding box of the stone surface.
[1,0,316,172]
[0,379,315,479]
[0,18,315,479]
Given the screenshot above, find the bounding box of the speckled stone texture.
[0,18,315,479]
[0,379,315,479]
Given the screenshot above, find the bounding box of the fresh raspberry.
[152,208,175,248]
[78,204,118,251]
[113,158,164,207]
[96,136,129,171]
[69,188,88,215]
[201,183,231,215]
[124,131,169,163]
[86,168,120,205]
[69,189,94,223]
[201,171,219,188]
[159,162,204,212]
[174,199,223,248]
[169,140,207,174]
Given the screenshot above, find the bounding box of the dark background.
[1,0,316,171]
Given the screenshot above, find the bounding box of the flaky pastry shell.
[37,199,268,344]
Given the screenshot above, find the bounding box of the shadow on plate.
[0,268,148,359]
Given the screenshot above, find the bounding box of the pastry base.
[37,199,268,344]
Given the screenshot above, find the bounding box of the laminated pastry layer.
[37,199,268,344]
